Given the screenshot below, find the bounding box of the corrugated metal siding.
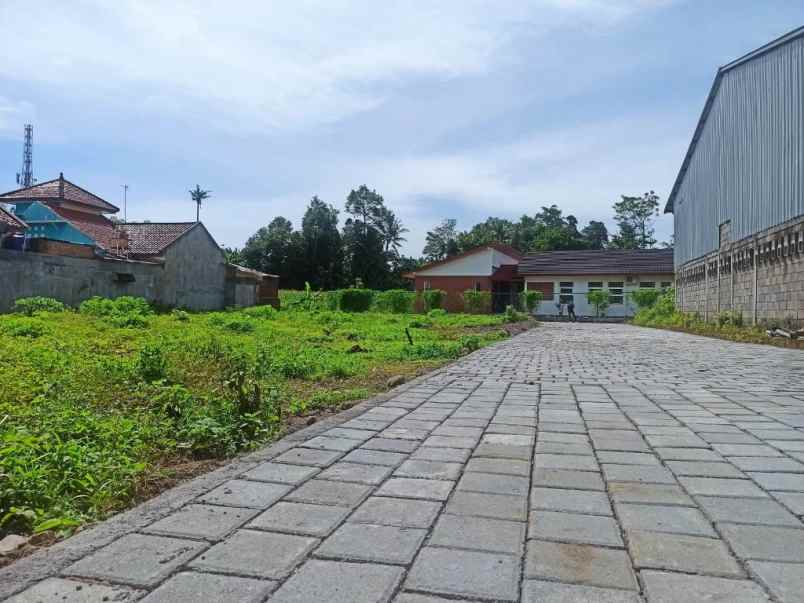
[675,35,804,266]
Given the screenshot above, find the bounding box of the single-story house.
[405,244,523,312]
[519,249,675,318]
[0,175,278,311]
[0,205,28,246]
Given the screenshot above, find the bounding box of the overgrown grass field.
[0,294,520,541]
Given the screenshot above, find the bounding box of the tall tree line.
[231,186,417,290]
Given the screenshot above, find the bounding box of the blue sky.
[1,1,803,255]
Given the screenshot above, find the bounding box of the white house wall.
[524,274,673,318]
[418,249,494,276]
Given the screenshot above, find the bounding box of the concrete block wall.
[676,215,804,326]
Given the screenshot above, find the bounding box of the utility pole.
[122,184,129,222]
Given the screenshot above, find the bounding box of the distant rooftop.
[518,248,674,275]
[120,222,198,259]
[0,173,119,213]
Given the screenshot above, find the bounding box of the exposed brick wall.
[413,276,493,313]
[29,238,95,259]
[676,215,804,326]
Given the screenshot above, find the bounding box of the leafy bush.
[629,288,661,309]
[462,290,492,314]
[422,289,446,312]
[339,289,374,312]
[375,289,415,313]
[80,296,152,317]
[520,290,543,313]
[242,305,277,319]
[504,305,528,323]
[171,309,190,322]
[399,342,460,360]
[1,317,46,338]
[137,343,168,382]
[587,290,610,317]
[460,335,481,352]
[408,318,432,329]
[427,308,447,318]
[13,297,66,316]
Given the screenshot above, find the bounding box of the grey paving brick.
[66,534,207,587]
[627,530,744,577]
[242,462,320,484]
[139,572,276,603]
[446,491,528,521]
[616,503,716,536]
[601,464,677,484]
[641,571,769,603]
[473,442,533,460]
[429,514,525,554]
[199,479,291,509]
[249,501,349,536]
[608,482,694,505]
[532,467,605,491]
[410,446,472,463]
[525,540,637,590]
[143,504,257,541]
[270,559,404,603]
[712,444,782,457]
[597,451,661,465]
[533,453,599,471]
[465,457,530,475]
[654,447,725,461]
[458,471,529,496]
[748,560,804,603]
[394,595,474,603]
[286,479,372,507]
[405,547,520,601]
[316,522,426,564]
[720,524,804,561]
[318,461,393,484]
[376,477,454,501]
[774,491,804,514]
[679,476,769,498]
[274,447,343,467]
[394,459,463,480]
[325,427,376,441]
[6,578,142,603]
[188,530,316,579]
[362,438,419,453]
[749,472,804,491]
[666,460,746,478]
[342,449,408,466]
[529,510,623,546]
[350,496,442,528]
[697,496,802,526]
[522,580,641,603]
[729,456,804,472]
[303,435,362,452]
[530,487,612,515]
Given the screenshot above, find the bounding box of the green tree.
[221,246,244,265]
[189,185,211,222]
[612,191,660,249]
[242,217,305,287]
[587,289,611,317]
[423,219,459,261]
[376,206,408,253]
[581,221,609,249]
[343,185,390,288]
[301,196,343,289]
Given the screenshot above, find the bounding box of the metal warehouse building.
[666,26,804,325]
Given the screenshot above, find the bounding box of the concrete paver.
[4,323,804,602]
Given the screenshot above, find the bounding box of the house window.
[588,281,603,291]
[608,281,624,304]
[660,281,672,290]
[559,281,574,305]
[528,282,553,301]
[639,282,656,288]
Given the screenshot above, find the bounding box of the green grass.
[0,298,516,538]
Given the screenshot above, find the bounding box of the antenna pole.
[16,125,34,187]
[122,184,129,222]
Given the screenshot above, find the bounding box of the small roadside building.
[405,244,522,312]
[0,206,28,247]
[666,27,804,325]
[0,175,276,312]
[518,249,674,318]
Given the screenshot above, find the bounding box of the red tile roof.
[0,174,119,213]
[50,206,118,250]
[0,206,28,231]
[121,222,197,259]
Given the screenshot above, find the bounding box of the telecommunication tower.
[15,124,35,188]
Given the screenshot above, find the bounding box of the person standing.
[567,299,576,322]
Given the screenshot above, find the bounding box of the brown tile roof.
[0,206,28,231]
[49,206,118,250]
[518,248,674,276]
[0,173,119,213]
[121,222,197,259]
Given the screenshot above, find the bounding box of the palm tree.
[189,185,211,222]
[378,208,408,252]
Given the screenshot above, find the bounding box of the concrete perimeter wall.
[676,215,804,326]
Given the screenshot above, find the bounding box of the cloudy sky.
[1,1,802,255]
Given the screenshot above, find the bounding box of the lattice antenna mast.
[16,124,35,188]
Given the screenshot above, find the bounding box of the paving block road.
[3,323,804,602]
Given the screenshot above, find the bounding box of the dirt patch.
[638,324,804,349]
